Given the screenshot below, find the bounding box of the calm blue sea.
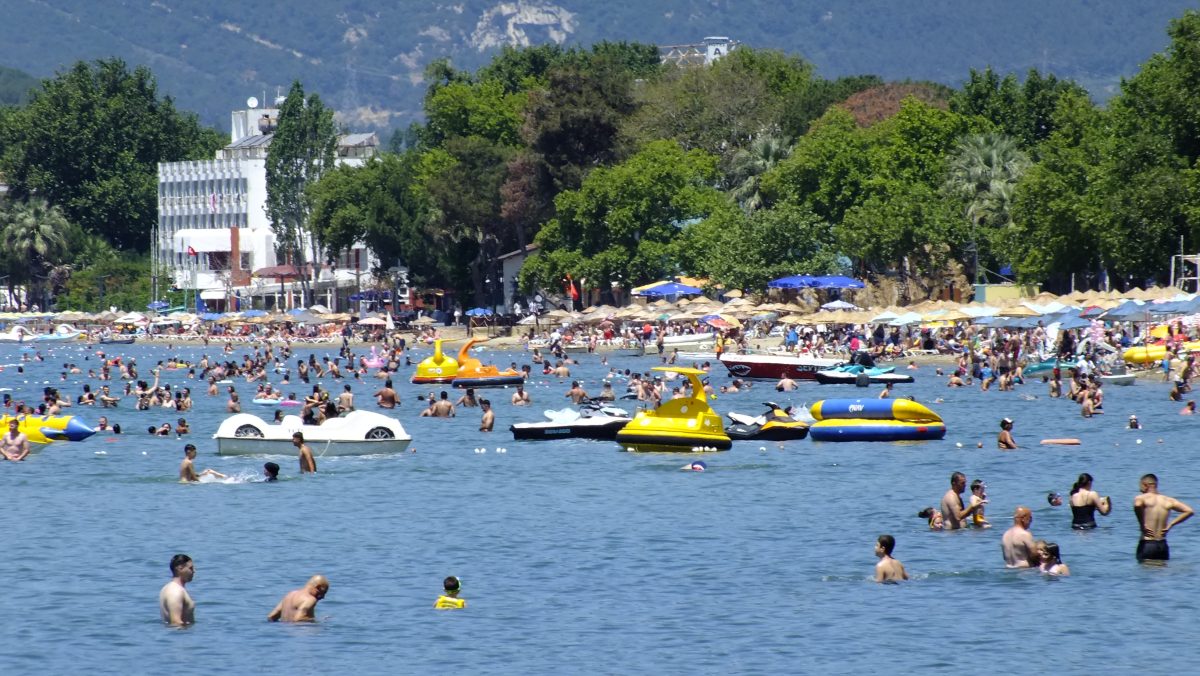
[0,340,1197,675]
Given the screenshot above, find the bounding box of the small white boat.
[676,351,718,361]
[214,410,411,456]
[35,325,84,342]
[1099,373,1136,386]
[662,333,716,349]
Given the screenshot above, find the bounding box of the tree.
[0,198,68,308]
[944,133,1031,282]
[521,140,723,294]
[949,66,1086,148]
[265,81,338,306]
[424,137,515,305]
[0,59,223,250]
[727,134,793,212]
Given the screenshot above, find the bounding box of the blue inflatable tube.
[809,419,946,442]
[810,398,941,422]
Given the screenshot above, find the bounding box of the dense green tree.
[521,140,723,293]
[727,134,793,212]
[950,66,1086,148]
[56,255,150,312]
[0,65,37,106]
[780,75,882,138]
[423,79,526,147]
[944,133,1031,281]
[424,136,515,304]
[1006,92,1107,284]
[681,200,840,290]
[265,80,338,305]
[760,108,872,223]
[0,198,68,308]
[0,59,222,250]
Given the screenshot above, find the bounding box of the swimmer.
[681,460,707,472]
[1069,473,1110,530]
[917,507,944,530]
[1047,492,1063,507]
[1182,401,1196,416]
[179,444,225,482]
[997,418,1017,450]
[434,576,466,609]
[1129,414,1142,429]
[479,399,494,432]
[267,575,329,622]
[874,534,908,583]
[1038,542,1070,576]
[263,462,280,482]
[0,418,30,461]
[940,472,985,530]
[1001,507,1038,568]
[159,554,195,626]
[969,480,991,528]
[292,432,316,474]
[1134,473,1194,563]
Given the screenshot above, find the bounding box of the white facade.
[154,105,379,309]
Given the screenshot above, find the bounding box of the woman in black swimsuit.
[1069,473,1112,529]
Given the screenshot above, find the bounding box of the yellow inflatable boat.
[0,414,96,446]
[615,367,731,452]
[411,339,459,384]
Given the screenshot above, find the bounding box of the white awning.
[199,289,226,300]
[172,229,233,252]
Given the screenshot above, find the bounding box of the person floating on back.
[434,576,466,609]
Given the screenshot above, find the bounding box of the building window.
[240,253,252,270]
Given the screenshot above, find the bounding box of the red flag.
[187,246,198,257]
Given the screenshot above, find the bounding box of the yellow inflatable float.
[451,338,524,388]
[615,366,731,452]
[0,414,96,446]
[411,339,459,384]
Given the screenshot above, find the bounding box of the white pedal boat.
[214,410,411,456]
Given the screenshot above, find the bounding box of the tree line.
[5,11,1200,310]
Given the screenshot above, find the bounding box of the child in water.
[434,576,466,609]
[874,534,908,583]
[969,480,991,528]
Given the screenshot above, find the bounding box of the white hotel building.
[154,101,379,311]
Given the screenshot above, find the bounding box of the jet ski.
[510,401,631,441]
[725,402,810,441]
[814,364,914,385]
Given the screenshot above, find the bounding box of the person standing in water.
[1001,507,1038,568]
[1069,473,1111,530]
[874,534,908,583]
[997,418,1017,449]
[939,472,986,530]
[159,554,196,626]
[267,575,329,622]
[292,432,316,474]
[0,418,30,461]
[179,444,226,482]
[1134,473,1194,562]
[479,399,494,432]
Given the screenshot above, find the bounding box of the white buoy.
[1137,439,1143,445]
[956,442,963,448]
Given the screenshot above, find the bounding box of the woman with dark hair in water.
[1069,473,1111,530]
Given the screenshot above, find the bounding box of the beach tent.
[635,282,703,297]
[810,275,866,289]
[767,275,818,289]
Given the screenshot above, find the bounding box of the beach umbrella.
[465,307,493,317]
[821,299,861,311]
[998,304,1040,317]
[357,317,387,326]
[767,275,818,289]
[412,316,436,325]
[636,282,703,297]
[810,275,866,289]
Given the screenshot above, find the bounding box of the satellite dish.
[247,96,259,109]
[534,295,543,303]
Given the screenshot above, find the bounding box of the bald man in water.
[1001,506,1038,568]
[1134,473,1194,562]
[267,575,329,622]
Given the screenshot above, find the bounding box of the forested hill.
[1,0,1193,129]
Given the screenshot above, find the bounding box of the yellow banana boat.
[0,414,96,446]
[615,367,731,452]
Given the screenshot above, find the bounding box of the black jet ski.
[510,401,631,441]
[725,402,810,441]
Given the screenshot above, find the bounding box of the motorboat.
[662,333,716,350]
[412,339,459,384]
[451,338,524,388]
[814,365,914,385]
[615,366,731,452]
[726,402,809,441]
[98,336,136,345]
[1098,363,1136,386]
[676,351,718,361]
[510,402,631,441]
[1024,357,1080,376]
[0,414,95,448]
[35,325,84,342]
[808,398,945,442]
[719,352,844,380]
[213,410,411,456]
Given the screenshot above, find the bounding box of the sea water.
[1,342,1198,674]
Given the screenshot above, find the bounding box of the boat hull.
[814,371,914,385]
[614,430,732,452]
[217,437,411,456]
[99,337,136,345]
[452,375,525,389]
[1099,374,1136,386]
[720,353,844,380]
[511,418,629,441]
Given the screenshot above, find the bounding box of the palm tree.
[728,134,793,213]
[0,198,69,309]
[945,133,1030,282]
